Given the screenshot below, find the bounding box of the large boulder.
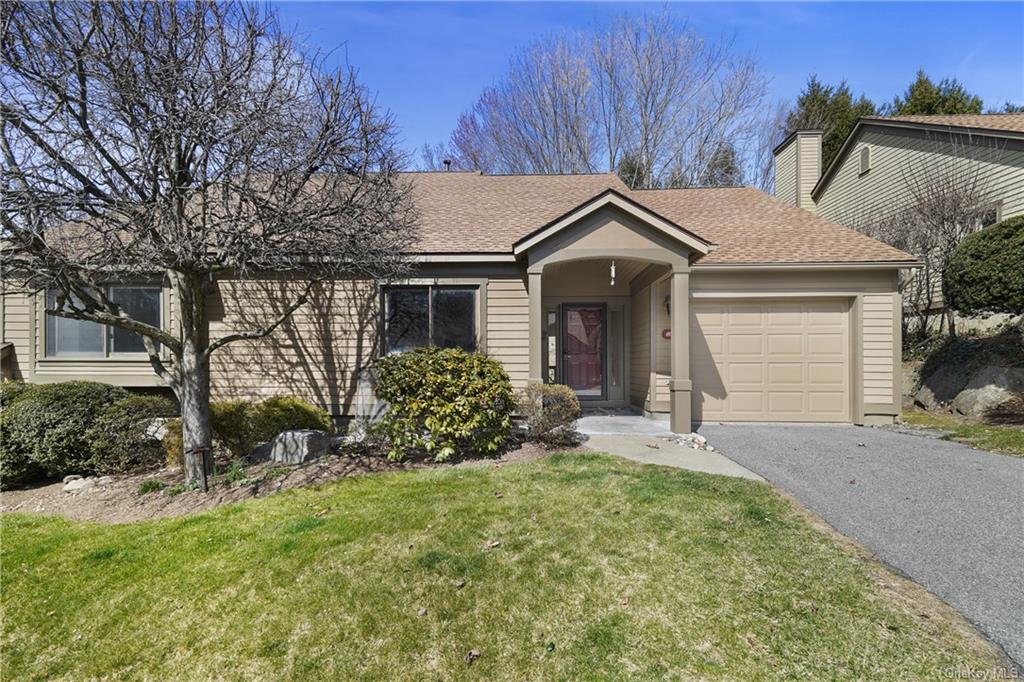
[270,430,329,465]
[914,365,970,410]
[951,366,1024,417]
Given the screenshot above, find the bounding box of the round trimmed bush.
[1,381,129,478]
[251,396,333,444]
[0,381,35,410]
[87,395,179,474]
[947,216,1024,316]
[162,418,184,469]
[0,411,43,490]
[210,399,257,459]
[372,347,514,461]
[519,383,582,446]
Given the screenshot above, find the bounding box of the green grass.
[902,410,1024,457]
[1,454,998,680]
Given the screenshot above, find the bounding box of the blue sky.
[273,2,1024,160]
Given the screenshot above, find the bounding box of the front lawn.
[1,454,1000,679]
[902,409,1024,457]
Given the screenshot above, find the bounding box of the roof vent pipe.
[443,159,452,171]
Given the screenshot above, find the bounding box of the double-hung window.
[383,286,477,354]
[45,286,162,358]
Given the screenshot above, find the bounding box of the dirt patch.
[1,442,572,524]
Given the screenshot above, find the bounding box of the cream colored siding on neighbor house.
[862,293,895,405]
[798,136,821,209]
[1,289,34,381]
[629,284,651,408]
[816,127,1024,228]
[486,278,529,391]
[774,141,797,204]
[208,278,380,416]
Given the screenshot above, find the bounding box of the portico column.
[527,269,543,385]
[669,266,692,433]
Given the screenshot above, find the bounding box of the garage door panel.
[691,299,850,423]
[768,363,803,384]
[767,334,802,355]
[728,362,763,384]
[728,334,763,355]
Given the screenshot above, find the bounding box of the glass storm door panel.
[563,305,605,398]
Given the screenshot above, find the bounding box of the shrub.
[947,216,1024,317]
[138,479,167,494]
[372,347,514,461]
[250,396,333,444]
[162,418,184,468]
[87,395,179,475]
[519,383,582,445]
[0,381,34,409]
[210,399,257,459]
[0,381,129,478]
[0,412,42,490]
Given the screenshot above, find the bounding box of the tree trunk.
[945,307,957,338]
[172,271,215,489]
[180,339,213,488]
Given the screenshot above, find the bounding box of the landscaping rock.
[914,365,969,410]
[951,366,1024,417]
[667,432,714,451]
[270,430,329,465]
[62,475,82,484]
[63,477,97,493]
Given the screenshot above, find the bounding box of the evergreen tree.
[887,70,983,115]
[785,76,876,168]
[697,141,743,187]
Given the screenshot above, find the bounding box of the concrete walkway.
[583,434,764,480]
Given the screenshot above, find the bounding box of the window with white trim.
[383,286,477,354]
[45,286,162,357]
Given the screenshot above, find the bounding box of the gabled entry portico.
[515,189,712,434]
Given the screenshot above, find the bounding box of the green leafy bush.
[250,396,333,444]
[210,399,257,459]
[0,381,129,479]
[162,396,332,465]
[519,383,582,445]
[947,216,1024,316]
[0,381,34,409]
[87,395,179,475]
[162,418,184,468]
[0,413,42,490]
[372,347,514,461]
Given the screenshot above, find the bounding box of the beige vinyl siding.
[816,126,1024,228]
[797,135,821,210]
[862,293,895,406]
[208,278,380,416]
[1,289,34,381]
[774,140,798,204]
[629,285,650,408]
[486,277,529,391]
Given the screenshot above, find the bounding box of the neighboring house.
[0,173,917,431]
[773,114,1024,317]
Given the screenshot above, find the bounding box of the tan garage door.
[691,299,850,422]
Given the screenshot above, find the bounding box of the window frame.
[858,146,871,176]
[43,284,165,360]
[381,283,480,355]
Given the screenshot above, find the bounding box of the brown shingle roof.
[866,113,1024,134]
[405,172,915,264]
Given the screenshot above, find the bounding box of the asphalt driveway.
[699,422,1024,667]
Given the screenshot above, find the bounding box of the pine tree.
[887,70,983,115]
[785,76,877,168]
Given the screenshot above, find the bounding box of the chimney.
[772,129,822,212]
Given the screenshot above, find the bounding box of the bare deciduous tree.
[1,1,415,486]
[856,136,998,339]
[434,11,767,187]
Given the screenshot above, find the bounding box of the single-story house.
[0,172,918,432]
